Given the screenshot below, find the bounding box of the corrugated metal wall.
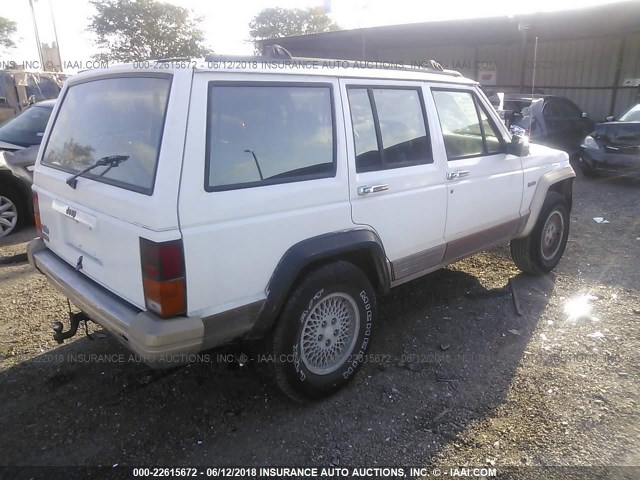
[377,34,639,121]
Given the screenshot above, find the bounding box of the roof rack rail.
[204,44,293,63]
[204,44,457,76]
[156,57,191,63]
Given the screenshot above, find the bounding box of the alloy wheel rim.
[0,195,18,238]
[300,292,360,375]
[541,210,564,261]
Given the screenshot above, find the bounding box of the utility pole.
[49,0,63,70]
[28,0,45,68]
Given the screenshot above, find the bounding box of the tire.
[0,185,26,238]
[271,261,376,402]
[579,155,598,178]
[510,192,570,275]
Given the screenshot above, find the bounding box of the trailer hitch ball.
[51,311,89,344]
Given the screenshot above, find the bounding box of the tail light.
[32,190,42,236]
[140,238,186,318]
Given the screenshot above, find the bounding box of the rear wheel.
[510,192,570,275]
[271,261,376,402]
[0,186,25,238]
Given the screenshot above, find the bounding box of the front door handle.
[446,170,470,180]
[358,184,389,195]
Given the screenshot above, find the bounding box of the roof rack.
[156,57,191,63]
[203,44,457,76]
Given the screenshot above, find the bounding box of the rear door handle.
[357,184,389,195]
[446,170,470,180]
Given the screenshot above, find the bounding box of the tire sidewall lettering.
[343,289,373,380]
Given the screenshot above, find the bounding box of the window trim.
[346,85,433,173]
[204,81,337,193]
[40,72,173,196]
[431,87,507,162]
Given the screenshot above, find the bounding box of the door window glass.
[347,87,431,172]
[372,89,430,167]
[432,90,484,159]
[432,90,504,159]
[348,88,381,171]
[206,84,335,190]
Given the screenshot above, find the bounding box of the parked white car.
[28,50,574,401]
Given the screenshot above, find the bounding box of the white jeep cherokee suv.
[28,51,574,401]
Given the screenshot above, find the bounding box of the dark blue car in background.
[0,100,55,238]
[579,103,640,177]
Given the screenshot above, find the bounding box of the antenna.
[530,36,539,136]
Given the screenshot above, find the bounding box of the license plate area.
[51,199,101,261]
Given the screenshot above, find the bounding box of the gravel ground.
[0,168,638,477]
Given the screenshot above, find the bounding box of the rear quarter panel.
[178,72,353,319]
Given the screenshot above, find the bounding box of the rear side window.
[206,83,335,191]
[347,86,431,172]
[432,90,504,160]
[42,75,171,195]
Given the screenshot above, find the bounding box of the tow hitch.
[52,307,92,344]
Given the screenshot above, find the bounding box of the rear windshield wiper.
[65,155,129,189]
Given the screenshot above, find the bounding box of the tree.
[249,7,339,50]
[88,0,209,62]
[0,16,17,50]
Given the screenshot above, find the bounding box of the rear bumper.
[27,238,205,367]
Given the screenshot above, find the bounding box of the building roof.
[260,1,640,56]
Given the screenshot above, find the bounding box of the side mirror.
[0,97,7,106]
[606,115,615,122]
[581,112,589,119]
[27,95,36,105]
[507,134,529,157]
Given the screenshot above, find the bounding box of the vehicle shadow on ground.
[0,262,554,467]
[0,226,36,248]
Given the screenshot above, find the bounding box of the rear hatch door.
[34,69,191,309]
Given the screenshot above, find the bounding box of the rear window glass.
[41,76,171,195]
[206,83,335,191]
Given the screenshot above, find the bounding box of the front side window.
[432,90,504,160]
[479,107,502,154]
[347,87,431,172]
[42,76,171,194]
[206,83,335,191]
[557,99,582,119]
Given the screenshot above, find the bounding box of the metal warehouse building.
[261,1,640,121]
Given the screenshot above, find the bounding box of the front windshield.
[0,105,53,147]
[619,104,640,122]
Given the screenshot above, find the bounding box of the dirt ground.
[1,167,639,477]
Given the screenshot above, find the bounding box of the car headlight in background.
[581,135,599,150]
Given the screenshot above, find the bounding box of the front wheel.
[510,192,570,275]
[271,261,376,402]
